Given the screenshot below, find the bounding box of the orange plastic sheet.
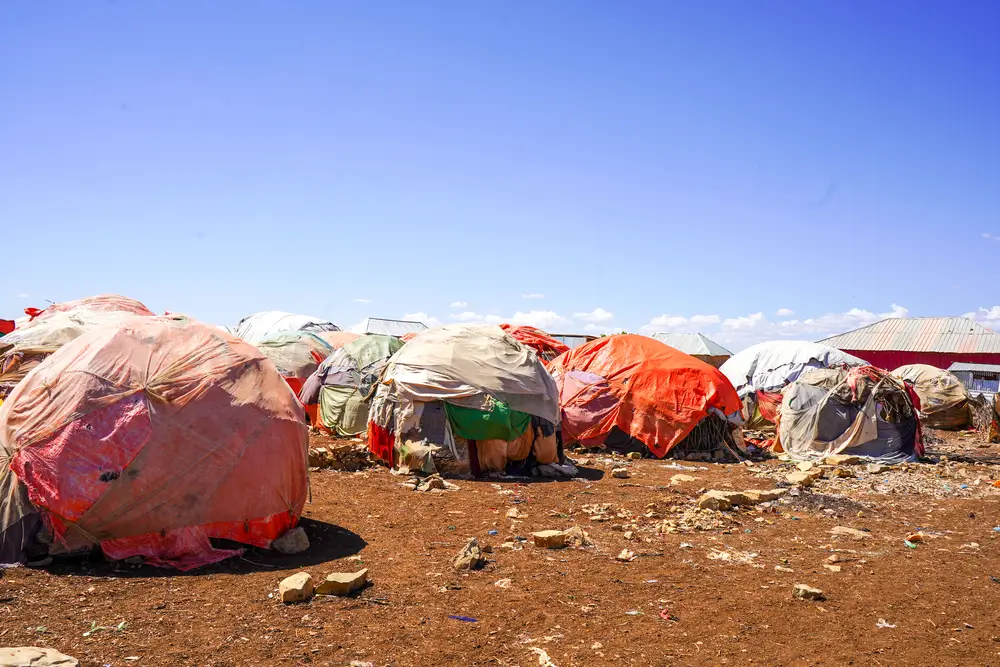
[315,331,361,350]
[548,335,742,458]
[499,324,569,364]
[0,316,308,570]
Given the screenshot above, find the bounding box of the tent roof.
[651,332,732,357]
[350,317,428,337]
[819,317,1000,353]
[720,340,868,397]
[948,362,1000,373]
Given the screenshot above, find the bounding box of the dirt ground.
[5,430,1000,666]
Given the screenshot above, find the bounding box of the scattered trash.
[83,620,127,637]
[877,618,897,629]
[494,578,512,589]
[625,610,643,616]
[448,615,478,623]
[616,549,636,562]
[487,529,499,536]
[530,647,558,667]
[904,540,918,549]
[659,608,678,622]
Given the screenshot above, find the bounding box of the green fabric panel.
[341,334,404,371]
[445,401,531,442]
[318,385,370,436]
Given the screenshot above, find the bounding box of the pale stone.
[532,530,568,549]
[611,468,630,479]
[0,648,79,667]
[453,538,486,570]
[670,474,698,485]
[831,526,869,540]
[272,527,310,555]
[792,584,825,601]
[867,463,892,474]
[279,572,314,603]
[315,569,368,596]
[825,454,861,466]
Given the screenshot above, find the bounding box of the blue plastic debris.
[487,529,498,536]
[449,615,478,623]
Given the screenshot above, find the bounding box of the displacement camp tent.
[315,331,361,350]
[0,316,308,569]
[548,335,744,460]
[367,325,565,476]
[720,341,868,431]
[499,324,569,364]
[256,331,334,425]
[299,334,404,436]
[0,295,155,399]
[651,333,732,368]
[778,366,922,463]
[233,311,340,344]
[893,364,971,429]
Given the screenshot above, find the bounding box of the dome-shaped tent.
[367,325,562,476]
[893,364,971,429]
[0,316,308,569]
[315,331,362,350]
[299,334,404,436]
[256,331,333,383]
[548,335,743,459]
[23,294,152,323]
[778,366,922,463]
[499,324,569,364]
[720,341,868,431]
[233,311,340,344]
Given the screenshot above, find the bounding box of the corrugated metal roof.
[349,317,428,336]
[818,317,1000,354]
[651,332,732,357]
[948,362,1000,373]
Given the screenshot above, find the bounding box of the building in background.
[349,317,428,338]
[948,362,1000,399]
[651,332,733,368]
[819,317,1000,370]
[550,333,598,349]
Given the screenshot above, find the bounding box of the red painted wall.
[841,350,1000,371]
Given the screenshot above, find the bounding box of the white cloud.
[353,298,373,304]
[983,233,1000,241]
[574,307,614,323]
[450,301,468,308]
[583,323,616,335]
[449,311,503,325]
[966,306,1000,328]
[641,313,721,334]
[16,293,29,299]
[776,308,794,317]
[521,293,545,300]
[721,312,765,331]
[402,311,442,327]
[508,310,572,330]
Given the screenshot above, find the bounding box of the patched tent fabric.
[0,316,308,569]
[499,324,569,364]
[893,364,971,429]
[233,311,340,344]
[24,294,152,323]
[256,331,333,382]
[720,341,869,434]
[1,305,155,399]
[300,334,404,436]
[778,366,922,463]
[548,335,743,458]
[367,325,562,475]
[315,331,361,350]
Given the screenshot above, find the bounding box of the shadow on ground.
[41,518,367,578]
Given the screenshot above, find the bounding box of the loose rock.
[611,468,630,479]
[825,454,861,466]
[0,648,79,667]
[315,569,368,596]
[831,526,869,540]
[627,452,642,460]
[532,530,568,549]
[564,525,592,547]
[279,572,315,604]
[824,564,842,573]
[867,463,892,474]
[616,549,636,562]
[670,474,698,485]
[787,469,823,487]
[793,584,825,601]
[272,527,310,555]
[453,538,486,570]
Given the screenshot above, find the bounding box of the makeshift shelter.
[0,320,14,336]
[651,333,732,368]
[778,366,922,463]
[499,324,569,364]
[548,335,743,460]
[893,364,971,429]
[299,334,403,436]
[256,332,334,425]
[316,331,361,350]
[367,325,565,476]
[720,341,868,432]
[23,294,152,323]
[350,317,427,337]
[0,316,308,569]
[233,311,339,344]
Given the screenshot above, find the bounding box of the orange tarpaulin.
[499,324,569,364]
[549,335,742,458]
[0,316,308,569]
[25,294,153,322]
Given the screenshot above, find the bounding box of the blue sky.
[2,1,998,350]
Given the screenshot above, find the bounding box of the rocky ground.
[4,429,1000,666]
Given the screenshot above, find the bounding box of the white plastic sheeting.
[349,317,428,337]
[232,311,339,344]
[720,340,868,398]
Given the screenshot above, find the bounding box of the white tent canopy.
[720,340,868,398]
[233,311,340,344]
